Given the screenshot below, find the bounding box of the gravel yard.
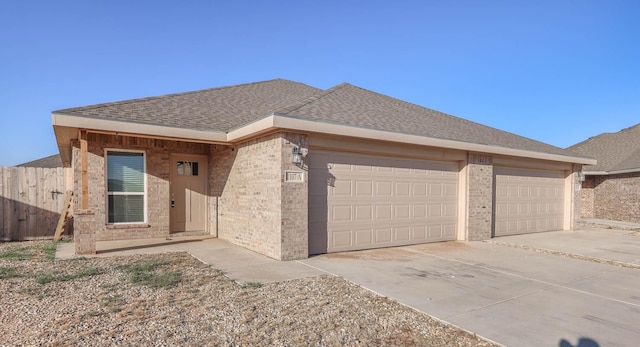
[0,241,494,346]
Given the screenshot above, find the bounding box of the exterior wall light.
[577,171,585,182]
[292,144,303,165]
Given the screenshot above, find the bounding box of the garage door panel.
[395,227,411,242]
[494,167,565,237]
[310,150,459,254]
[331,229,352,248]
[355,229,373,245]
[355,181,373,195]
[354,205,372,220]
[333,181,352,195]
[394,205,410,219]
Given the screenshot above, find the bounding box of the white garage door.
[494,167,565,236]
[309,151,459,254]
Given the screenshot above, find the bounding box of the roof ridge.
[274,82,350,115]
[54,78,294,113]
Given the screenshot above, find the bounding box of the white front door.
[170,154,207,233]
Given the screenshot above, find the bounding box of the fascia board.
[52,112,598,166]
[52,113,227,142]
[268,114,598,165]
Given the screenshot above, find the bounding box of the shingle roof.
[55,78,583,158]
[567,123,640,172]
[276,83,572,156]
[17,154,63,168]
[55,79,322,132]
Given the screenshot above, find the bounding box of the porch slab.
[56,237,324,284]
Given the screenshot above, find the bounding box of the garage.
[494,167,565,236]
[308,150,459,254]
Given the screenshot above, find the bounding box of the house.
[17,154,63,168]
[568,123,640,223]
[52,79,595,260]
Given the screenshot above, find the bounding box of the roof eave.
[584,168,640,176]
[265,114,597,165]
[52,112,596,166]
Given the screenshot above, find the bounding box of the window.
[177,161,198,176]
[107,151,145,223]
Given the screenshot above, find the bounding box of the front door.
[170,154,207,233]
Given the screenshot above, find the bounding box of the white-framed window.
[106,150,146,224]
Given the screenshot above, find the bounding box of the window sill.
[106,223,151,230]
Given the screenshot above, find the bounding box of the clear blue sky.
[1,1,638,166]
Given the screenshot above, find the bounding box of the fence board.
[0,166,67,241]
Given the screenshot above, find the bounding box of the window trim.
[104,149,147,225]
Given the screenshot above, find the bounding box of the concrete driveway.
[301,228,640,347]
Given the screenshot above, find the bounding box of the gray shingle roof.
[567,123,640,172]
[276,83,573,156]
[55,79,322,132]
[17,154,63,168]
[55,78,583,158]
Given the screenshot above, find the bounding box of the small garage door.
[309,151,459,254]
[494,167,565,236]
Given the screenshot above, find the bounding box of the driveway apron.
[301,240,640,347]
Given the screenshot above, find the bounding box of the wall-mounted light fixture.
[292,143,303,165]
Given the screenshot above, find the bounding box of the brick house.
[52,79,595,260]
[568,123,640,223]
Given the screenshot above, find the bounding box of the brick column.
[466,153,493,241]
[74,210,96,255]
[280,133,309,260]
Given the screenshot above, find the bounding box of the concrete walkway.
[57,236,324,283]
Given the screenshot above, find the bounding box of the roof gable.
[568,123,640,173]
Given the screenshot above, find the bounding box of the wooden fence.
[0,167,68,241]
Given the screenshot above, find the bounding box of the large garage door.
[309,151,459,254]
[494,167,565,236]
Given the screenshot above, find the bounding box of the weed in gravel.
[117,260,181,288]
[0,266,19,280]
[0,247,32,260]
[17,286,39,296]
[101,294,124,313]
[83,310,106,318]
[40,242,58,261]
[67,256,89,262]
[35,266,103,285]
[241,281,263,289]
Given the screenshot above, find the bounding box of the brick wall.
[73,133,209,241]
[280,133,308,260]
[213,133,283,259]
[466,153,493,240]
[580,175,595,219]
[212,132,309,260]
[583,173,640,223]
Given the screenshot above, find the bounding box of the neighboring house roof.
[52,78,595,166]
[568,123,640,174]
[16,154,63,168]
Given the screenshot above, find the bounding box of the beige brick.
[466,153,493,241]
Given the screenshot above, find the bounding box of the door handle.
[171,199,175,208]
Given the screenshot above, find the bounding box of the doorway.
[169,154,208,233]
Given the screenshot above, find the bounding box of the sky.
[1,1,638,166]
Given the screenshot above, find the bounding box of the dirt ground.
[0,240,496,346]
